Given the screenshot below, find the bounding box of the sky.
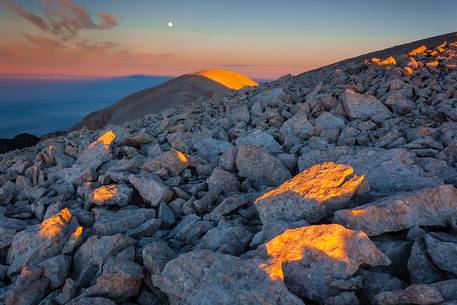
[0,0,456,79]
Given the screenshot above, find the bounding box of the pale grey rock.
[167,214,213,244]
[340,89,391,121]
[372,284,444,305]
[7,208,78,275]
[324,292,359,305]
[72,234,135,287]
[158,202,176,226]
[0,181,14,205]
[5,266,49,305]
[142,240,175,275]
[236,145,290,187]
[370,237,411,278]
[128,174,173,206]
[60,131,115,185]
[66,297,115,305]
[408,237,446,284]
[218,146,237,172]
[152,250,305,305]
[298,147,443,196]
[257,224,390,302]
[425,234,457,275]
[193,138,232,159]
[280,105,313,146]
[360,270,406,301]
[235,130,282,154]
[92,208,156,236]
[0,227,16,250]
[143,149,189,176]
[38,255,71,289]
[204,193,252,220]
[255,162,367,239]
[194,221,253,255]
[126,218,161,238]
[84,252,144,300]
[334,185,457,236]
[88,184,133,206]
[315,111,345,130]
[207,167,240,193]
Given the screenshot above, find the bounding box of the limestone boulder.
[152,250,305,305]
[255,162,367,239]
[236,145,290,187]
[334,185,457,236]
[7,208,79,275]
[257,224,390,302]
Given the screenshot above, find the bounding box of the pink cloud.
[0,0,49,32]
[1,0,120,41]
[21,32,65,48]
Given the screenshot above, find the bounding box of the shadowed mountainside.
[71,70,258,131]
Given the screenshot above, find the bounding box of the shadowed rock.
[236,145,290,187]
[334,185,457,236]
[152,250,305,305]
[372,284,443,305]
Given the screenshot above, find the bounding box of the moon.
[168,21,173,28]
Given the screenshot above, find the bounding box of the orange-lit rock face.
[195,69,258,90]
[426,61,439,69]
[380,56,396,65]
[254,162,367,239]
[259,224,389,283]
[176,150,188,163]
[257,162,364,204]
[372,56,396,65]
[89,130,116,149]
[409,45,427,56]
[73,226,83,238]
[92,185,118,203]
[38,208,73,239]
[404,66,414,76]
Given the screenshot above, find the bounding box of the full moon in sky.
[168,22,173,27]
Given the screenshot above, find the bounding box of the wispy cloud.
[75,39,118,52]
[0,0,120,41]
[21,32,65,48]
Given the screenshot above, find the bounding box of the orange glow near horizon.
[194,69,258,90]
[38,208,72,238]
[92,185,118,203]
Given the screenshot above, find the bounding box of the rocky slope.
[71,69,258,131]
[1,33,457,305]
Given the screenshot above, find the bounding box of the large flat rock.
[334,185,457,236]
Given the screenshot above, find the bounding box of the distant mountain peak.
[193,69,258,90]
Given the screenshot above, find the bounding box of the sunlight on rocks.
[259,224,379,282]
[73,226,83,238]
[38,208,72,239]
[92,185,118,203]
[89,130,116,149]
[409,45,427,56]
[256,162,365,204]
[176,150,189,163]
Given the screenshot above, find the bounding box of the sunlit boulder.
[257,224,390,302]
[255,162,368,239]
